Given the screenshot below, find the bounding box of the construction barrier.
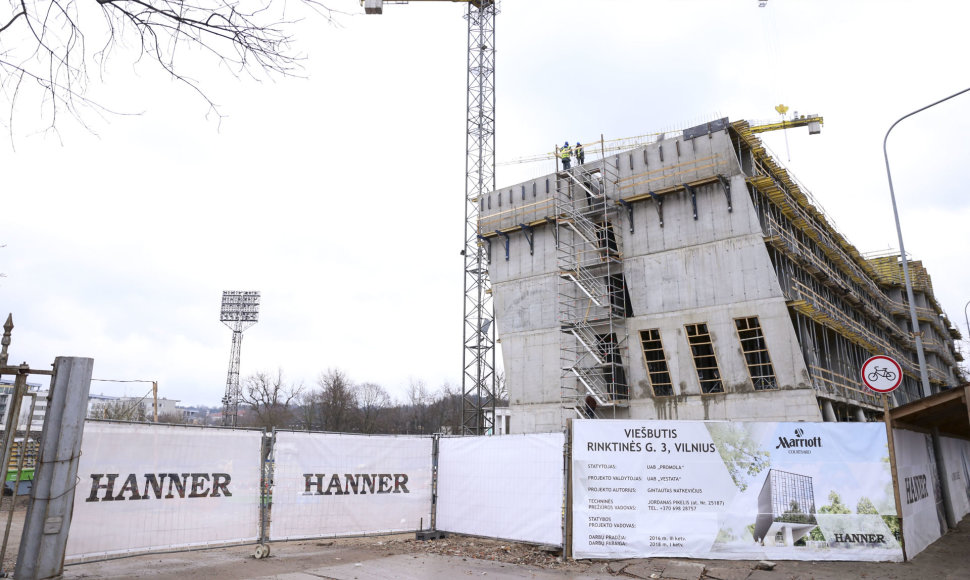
[938,436,970,522]
[571,421,903,562]
[269,432,433,540]
[62,419,967,564]
[892,428,948,558]
[65,422,263,560]
[436,432,564,545]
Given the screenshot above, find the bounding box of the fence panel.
[893,428,947,558]
[938,436,970,522]
[436,432,564,545]
[573,420,902,561]
[66,422,263,560]
[269,432,433,541]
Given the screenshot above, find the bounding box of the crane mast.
[364,0,498,435]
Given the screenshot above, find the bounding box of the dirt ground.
[53,515,970,580]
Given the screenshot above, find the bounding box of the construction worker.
[575,141,585,165]
[559,141,572,170]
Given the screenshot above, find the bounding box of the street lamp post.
[883,86,970,399]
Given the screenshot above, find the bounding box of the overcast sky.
[2,0,968,406]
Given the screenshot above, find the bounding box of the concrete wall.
[484,129,822,433]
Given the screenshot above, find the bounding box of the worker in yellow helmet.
[559,141,572,170]
[574,141,585,165]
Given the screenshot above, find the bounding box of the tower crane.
[364,0,498,435]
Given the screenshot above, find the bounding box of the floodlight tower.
[220,291,260,427]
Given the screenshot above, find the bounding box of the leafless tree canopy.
[241,368,303,428]
[0,0,335,132]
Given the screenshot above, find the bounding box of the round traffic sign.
[861,355,902,393]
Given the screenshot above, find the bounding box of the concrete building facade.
[480,119,962,433]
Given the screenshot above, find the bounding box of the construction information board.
[572,420,903,561]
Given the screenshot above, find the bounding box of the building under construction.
[480,118,963,433]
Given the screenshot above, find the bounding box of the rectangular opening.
[521,185,526,201]
[643,149,648,166]
[675,140,681,157]
[546,179,550,194]
[533,182,537,197]
[684,323,723,394]
[659,145,664,163]
[639,329,673,396]
[629,154,634,171]
[735,317,778,390]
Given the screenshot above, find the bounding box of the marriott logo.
[775,431,822,450]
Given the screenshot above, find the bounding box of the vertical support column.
[460,0,498,435]
[821,399,836,422]
[563,419,573,560]
[855,407,868,422]
[430,433,440,531]
[883,394,906,561]
[16,356,94,580]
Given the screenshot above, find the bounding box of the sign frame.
[861,355,903,393]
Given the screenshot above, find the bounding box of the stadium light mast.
[220,291,260,427]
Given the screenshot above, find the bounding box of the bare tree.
[240,368,303,429]
[89,399,147,421]
[0,0,340,135]
[355,381,390,434]
[317,367,354,432]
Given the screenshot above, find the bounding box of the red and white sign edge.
[861,355,903,393]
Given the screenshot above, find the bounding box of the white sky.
[2,0,969,406]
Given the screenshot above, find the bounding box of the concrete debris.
[755,560,776,571]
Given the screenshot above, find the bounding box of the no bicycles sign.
[861,355,902,393]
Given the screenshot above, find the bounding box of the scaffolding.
[733,120,961,402]
[555,145,630,418]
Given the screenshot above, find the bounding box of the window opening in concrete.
[532,182,537,198]
[735,317,778,390]
[596,333,629,401]
[629,154,634,171]
[498,192,502,207]
[521,185,526,201]
[659,145,664,163]
[685,323,723,394]
[487,195,491,209]
[675,140,681,157]
[481,197,484,211]
[545,179,549,194]
[643,149,648,167]
[639,329,673,396]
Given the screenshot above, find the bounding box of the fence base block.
[415,530,447,541]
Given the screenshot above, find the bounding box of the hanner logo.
[833,533,887,544]
[776,429,821,452]
[86,473,232,502]
[302,473,410,495]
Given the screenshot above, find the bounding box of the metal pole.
[882,394,906,560]
[963,300,969,375]
[16,357,94,580]
[882,86,970,399]
[153,380,158,422]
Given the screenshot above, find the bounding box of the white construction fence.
[61,419,969,563]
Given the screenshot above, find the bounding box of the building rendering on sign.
[480,118,963,433]
[754,469,817,546]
